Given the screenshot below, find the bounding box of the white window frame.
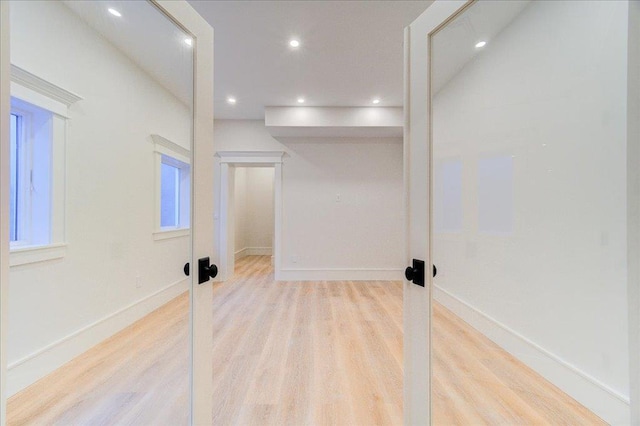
[8,109,30,246]
[152,134,191,240]
[9,65,81,267]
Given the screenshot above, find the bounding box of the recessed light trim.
[297,98,305,104]
[372,98,381,105]
[184,38,193,47]
[289,39,301,48]
[108,8,122,17]
[227,97,237,105]
[475,40,487,48]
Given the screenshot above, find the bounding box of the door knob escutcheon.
[198,257,218,284]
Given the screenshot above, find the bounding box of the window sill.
[10,243,67,267]
[153,228,190,241]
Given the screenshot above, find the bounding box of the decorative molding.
[151,134,190,163]
[266,126,402,138]
[433,285,631,425]
[153,228,190,241]
[7,278,188,396]
[277,268,403,281]
[9,243,67,267]
[10,64,82,106]
[216,151,286,164]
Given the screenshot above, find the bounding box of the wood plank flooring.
[7,255,604,425]
[7,291,190,425]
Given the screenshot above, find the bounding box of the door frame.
[216,151,285,281]
[627,1,640,423]
[403,2,470,424]
[404,0,640,424]
[0,2,215,425]
[0,1,10,422]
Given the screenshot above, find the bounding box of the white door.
[0,1,214,425]
[403,3,468,424]
[405,1,639,425]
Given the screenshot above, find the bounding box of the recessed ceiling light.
[108,8,122,17]
[289,39,301,48]
[297,98,305,104]
[475,40,487,48]
[372,98,381,105]
[184,38,193,47]
[227,97,237,105]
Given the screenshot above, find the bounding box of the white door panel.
[0,1,214,424]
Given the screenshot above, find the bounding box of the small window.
[9,66,76,266]
[160,154,190,230]
[9,113,20,241]
[160,155,191,230]
[152,134,190,238]
[9,98,54,248]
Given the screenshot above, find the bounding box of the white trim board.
[278,268,403,281]
[433,285,631,425]
[216,151,285,165]
[10,64,82,116]
[235,247,272,261]
[6,278,188,396]
[9,243,67,267]
[151,134,190,165]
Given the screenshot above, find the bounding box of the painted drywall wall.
[214,120,404,280]
[233,167,275,260]
[7,1,191,394]
[432,0,629,422]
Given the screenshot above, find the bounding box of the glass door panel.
[431,1,630,424]
[6,1,193,423]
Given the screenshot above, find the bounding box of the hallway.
[7,256,603,425]
[212,256,403,425]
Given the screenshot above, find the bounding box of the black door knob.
[204,264,218,279]
[433,264,437,277]
[405,266,417,281]
[184,263,190,276]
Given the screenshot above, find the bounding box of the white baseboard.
[234,247,248,261]
[235,247,272,261]
[433,285,631,425]
[277,268,403,281]
[7,278,188,396]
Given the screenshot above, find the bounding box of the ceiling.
[63,0,532,121]
[64,0,194,106]
[431,0,531,93]
[188,1,431,119]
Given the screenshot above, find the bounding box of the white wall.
[233,166,275,260]
[432,1,630,422]
[7,1,190,394]
[214,120,404,280]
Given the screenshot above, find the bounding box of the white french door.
[405,0,639,425]
[403,3,468,424]
[0,1,214,425]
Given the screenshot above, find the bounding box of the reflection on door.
[431,0,630,424]
[7,1,193,423]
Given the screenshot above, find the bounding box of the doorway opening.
[217,151,284,281]
[230,166,275,276]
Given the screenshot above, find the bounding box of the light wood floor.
[8,255,604,425]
